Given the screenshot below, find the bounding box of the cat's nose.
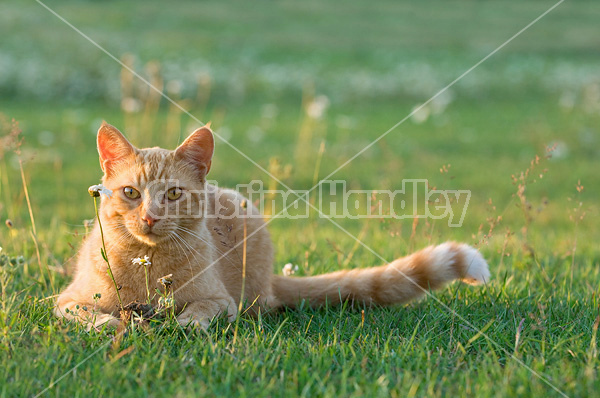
[141,213,157,227]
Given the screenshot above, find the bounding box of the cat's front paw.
[176,311,211,331]
[176,297,238,331]
[223,298,238,323]
[86,313,121,331]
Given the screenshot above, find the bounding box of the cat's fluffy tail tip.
[459,244,490,285]
[428,242,490,286]
[462,245,490,285]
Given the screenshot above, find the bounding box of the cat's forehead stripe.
[138,164,148,185]
[129,149,168,186]
[154,155,167,180]
[134,150,174,184]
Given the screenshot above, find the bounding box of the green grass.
[1,0,600,397]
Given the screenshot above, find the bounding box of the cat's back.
[205,184,263,219]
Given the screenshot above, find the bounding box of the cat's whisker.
[169,231,196,262]
[174,231,237,280]
[172,231,214,291]
[176,226,240,267]
[106,228,134,247]
[172,230,209,263]
[104,232,130,251]
[168,232,199,289]
[177,226,229,255]
[167,232,184,257]
[103,223,135,250]
[177,226,213,247]
[167,233,189,267]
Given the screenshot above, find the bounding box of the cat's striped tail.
[271,242,490,308]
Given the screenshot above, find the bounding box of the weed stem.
[93,196,124,312]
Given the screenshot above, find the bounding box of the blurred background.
[2,1,600,396]
[0,0,599,266]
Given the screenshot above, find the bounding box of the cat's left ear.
[175,124,214,176]
[97,122,136,176]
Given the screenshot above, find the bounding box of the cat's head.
[96,122,213,246]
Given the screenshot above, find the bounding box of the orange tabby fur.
[55,123,490,329]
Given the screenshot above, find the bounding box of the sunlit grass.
[1,0,599,397]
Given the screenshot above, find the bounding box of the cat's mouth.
[134,230,168,246]
[122,219,172,246]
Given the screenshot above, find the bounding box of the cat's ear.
[97,122,135,176]
[175,124,214,176]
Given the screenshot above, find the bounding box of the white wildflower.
[246,126,265,143]
[88,184,113,198]
[430,90,454,115]
[261,103,278,119]
[166,80,183,96]
[282,263,299,276]
[306,95,330,119]
[410,104,430,124]
[132,255,152,267]
[559,91,576,110]
[121,97,142,113]
[548,141,569,160]
[335,115,355,129]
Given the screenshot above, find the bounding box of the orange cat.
[55,122,490,329]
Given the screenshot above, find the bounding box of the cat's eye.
[123,186,141,199]
[167,187,183,201]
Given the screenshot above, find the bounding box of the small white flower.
[88,184,113,198]
[282,263,299,276]
[548,140,569,160]
[166,80,182,95]
[410,104,430,124]
[121,97,142,113]
[306,95,330,119]
[132,255,152,267]
[246,126,265,143]
[261,103,278,119]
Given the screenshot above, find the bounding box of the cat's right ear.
[175,125,214,177]
[97,122,135,176]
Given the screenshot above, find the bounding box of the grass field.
[1,0,600,396]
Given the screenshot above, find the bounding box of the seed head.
[158,273,173,287]
[88,184,113,198]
